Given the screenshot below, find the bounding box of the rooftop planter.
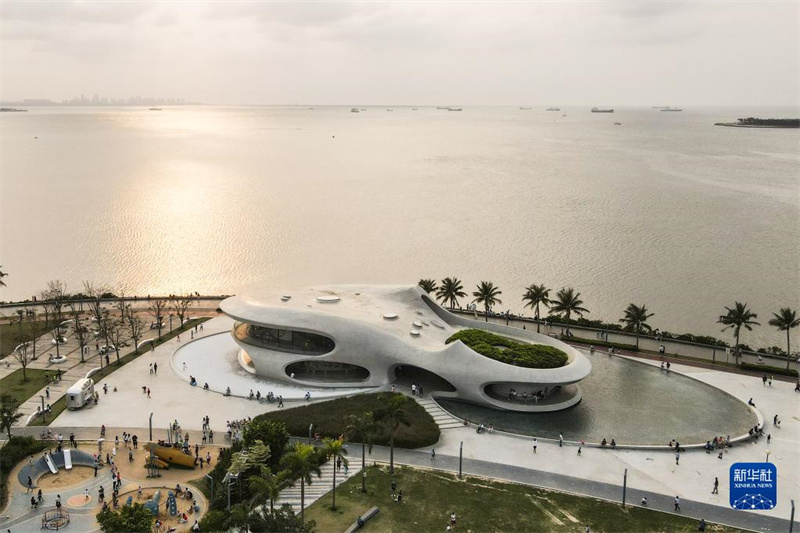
[446,329,568,369]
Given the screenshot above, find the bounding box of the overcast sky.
[1,1,798,106]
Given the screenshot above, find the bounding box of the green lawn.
[0,368,51,405]
[0,319,60,359]
[306,465,745,533]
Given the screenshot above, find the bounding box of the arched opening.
[392,365,457,393]
[285,361,370,383]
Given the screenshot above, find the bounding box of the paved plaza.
[2,315,798,531]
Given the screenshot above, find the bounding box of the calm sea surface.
[1,106,798,348]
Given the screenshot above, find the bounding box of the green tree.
[0,395,23,438]
[320,437,348,510]
[243,419,290,471]
[718,302,760,366]
[768,307,799,369]
[619,303,654,350]
[248,466,287,516]
[345,412,380,493]
[374,394,410,474]
[96,503,155,532]
[280,442,322,527]
[549,287,589,338]
[472,281,502,322]
[522,284,551,333]
[418,279,438,294]
[436,277,466,310]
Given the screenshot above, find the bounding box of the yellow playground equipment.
[144,443,195,468]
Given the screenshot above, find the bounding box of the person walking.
[153,362,158,374]
[712,477,719,494]
[430,448,436,461]
[559,432,564,447]
[147,388,151,398]
[675,452,680,465]
[674,496,681,512]
[699,518,706,532]
[532,438,538,454]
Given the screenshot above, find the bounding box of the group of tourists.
[226,418,251,441]
[506,386,555,403]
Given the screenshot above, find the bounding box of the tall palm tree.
[549,287,589,338]
[321,437,349,510]
[280,442,321,527]
[768,307,799,369]
[418,279,438,294]
[0,266,7,287]
[718,302,760,366]
[248,466,286,517]
[619,303,654,350]
[436,277,466,310]
[472,281,502,322]
[345,412,380,493]
[374,394,410,474]
[522,284,551,333]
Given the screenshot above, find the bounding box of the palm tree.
[374,394,410,474]
[0,266,7,287]
[436,277,466,310]
[248,466,286,517]
[768,307,799,370]
[619,304,654,350]
[718,302,760,366]
[418,279,438,294]
[549,287,589,337]
[472,281,502,322]
[345,412,380,493]
[522,284,551,333]
[280,442,321,527]
[320,437,349,510]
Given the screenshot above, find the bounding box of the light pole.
[766,450,771,463]
[622,468,628,507]
[149,413,153,442]
[40,395,46,423]
[169,314,174,333]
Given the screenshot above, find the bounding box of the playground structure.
[143,490,162,516]
[144,443,195,468]
[17,449,101,488]
[41,507,70,530]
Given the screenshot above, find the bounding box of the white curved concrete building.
[221,285,592,412]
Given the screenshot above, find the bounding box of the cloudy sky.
[1,1,797,106]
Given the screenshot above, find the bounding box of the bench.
[344,506,380,533]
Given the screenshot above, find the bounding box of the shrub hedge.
[1,436,46,509]
[446,329,568,368]
[740,363,798,378]
[254,393,440,449]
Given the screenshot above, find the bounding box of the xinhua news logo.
[730,462,777,510]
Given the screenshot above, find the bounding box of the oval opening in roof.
[383,313,399,320]
[317,296,341,303]
[410,330,420,336]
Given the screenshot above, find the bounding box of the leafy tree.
[374,394,410,474]
[248,466,287,516]
[320,437,348,510]
[768,307,799,369]
[718,302,760,366]
[96,503,155,532]
[549,287,589,337]
[345,412,380,493]
[418,279,438,294]
[243,419,290,471]
[0,395,23,438]
[280,442,321,528]
[619,303,654,350]
[436,277,466,310]
[472,281,502,322]
[522,284,551,333]
[229,440,271,477]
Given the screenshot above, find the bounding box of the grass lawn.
[0,368,51,405]
[306,465,746,533]
[0,319,62,359]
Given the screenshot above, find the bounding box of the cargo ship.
[591,107,614,113]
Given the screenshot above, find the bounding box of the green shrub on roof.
[446,329,568,368]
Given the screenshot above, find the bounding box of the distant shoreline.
[714,122,799,129]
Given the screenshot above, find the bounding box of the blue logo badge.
[730,462,777,510]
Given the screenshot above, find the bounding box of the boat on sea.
[614,122,622,125]
[591,107,614,113]
[661,107,682,112]
[149,108,162,111]
[546,107,560,111]
[447,107,462,111]
[519,107,533,110]
[350,108,360,113]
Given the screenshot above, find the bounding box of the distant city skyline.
[1,1,798,107]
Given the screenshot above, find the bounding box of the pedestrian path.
[415,397,464,430]
[274,458,358,511]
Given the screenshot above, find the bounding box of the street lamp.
[766,450,771,463]
[149,412,154,442]
[40,395,46,423]
[169,314,174,333]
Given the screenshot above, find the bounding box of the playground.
[1,440,213,532]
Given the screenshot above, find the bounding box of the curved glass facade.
[234,322,335,355]
[286,361,370,382]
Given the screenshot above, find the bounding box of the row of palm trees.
[419,278,799,368]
